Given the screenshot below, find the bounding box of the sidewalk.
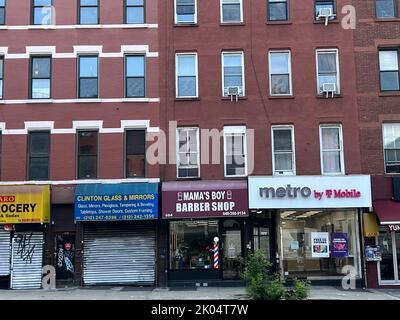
[0,286,399,300]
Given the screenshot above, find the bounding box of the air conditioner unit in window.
[227,86,240,102]
[322,83,336,98]
[317,8,336,26]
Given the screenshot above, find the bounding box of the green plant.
[284,279,310,300]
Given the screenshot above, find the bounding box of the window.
[175,0,196,24]
[383,123,400,173]
[32,0,52,25]
[267,0,288,21]
[269,51,292,96]
[222,52,245,96]
[125,55,145,98]
[125,0,145,24]
[314,0,335,19]
[376,0,397,18]
[78,56,98,98]
[30,56,51,99]
[0,57,3,99]
[177,127,200,178]
[79,0,99,24]
[379,50,400,91]
[224,126,247,177]
[0,0,5,25]
[316,49,340,95]
[221,0,243,23]
[176,53,198,98]
[0,132,2,180]
[272,126,295,175]
[125,130,146,178]
[320,125,344,175]
[28,131,50,181]
[77,131,98,179]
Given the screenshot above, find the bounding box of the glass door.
[222,219,243,280]
[378,228,399,283]
[396,233,400,281]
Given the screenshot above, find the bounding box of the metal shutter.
[0,230,10,276]
[83,225,156,285]
[11,232,44,289]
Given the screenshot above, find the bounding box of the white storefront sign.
[248,175,372,209]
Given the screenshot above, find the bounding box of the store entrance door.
[222,219,243,280]
[378,227,400,284]
[55,233,75,285]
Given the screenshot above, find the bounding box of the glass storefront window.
[280,209,361,279]
[378,227,400,282]
[170,220,218,270]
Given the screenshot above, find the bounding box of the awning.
[373,200,400,225]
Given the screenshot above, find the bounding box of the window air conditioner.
[227,86,240,102]
[317,8,336,26]
[322,83,336,98]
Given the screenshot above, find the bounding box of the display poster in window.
[311,232,330,258]
[365,245,382,262]
[330,233,348,258]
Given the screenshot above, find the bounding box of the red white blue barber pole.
[213,237,219,269]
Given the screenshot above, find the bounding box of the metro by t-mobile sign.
[248,175,372,209]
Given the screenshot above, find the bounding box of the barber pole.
[213,238,219,269]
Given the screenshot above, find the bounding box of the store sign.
[248,175,372,209]
[74,183,158,222]
[365,245,382,262]
[311,232,330,258]
[388,225,400,232]
[162,181,248,219]
[331,233,349,258]
[0,185,50,224]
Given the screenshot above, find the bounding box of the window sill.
[174,23,198,27]
[75,25,102,29]
[220,22,245,26]
[175,97,201,101]
[221,96,247,101]
[379,91,400,97]
[266,21,292,25]
[316,94,342,99]
[313,19,339,24]
[76,98,102,103]
[27,25,56,30]
[375,18,400,22]
[176,177,202,181]
[268,95,295,99]
[26,99,54,104]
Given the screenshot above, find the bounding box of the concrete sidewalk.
[0,286,399,300]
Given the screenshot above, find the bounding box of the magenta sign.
[162,181,249,219]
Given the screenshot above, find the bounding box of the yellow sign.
[363,212,380,237]
[0,185,50,224]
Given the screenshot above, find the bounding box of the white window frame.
[382,123,400,174]
[376,230,400,284]
[316,48,340,95]
[319,124,345,175]
[271,125,296,176]
[176,127,200,179]
[174,0,197,24]
[268,50,292,96]
[221,51,245,97]
[223,126,248,177]
[175,52,199,98]
[220,0,244,23]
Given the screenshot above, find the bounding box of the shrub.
[284,279,310,300]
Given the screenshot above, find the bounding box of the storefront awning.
[373,200,400,225]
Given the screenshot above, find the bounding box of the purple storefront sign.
[162,180,249,219]
[331,233,349,258]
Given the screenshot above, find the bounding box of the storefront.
[248,175,372,285]
[74,183,158,286]
[162,180,249,285]
[0,185,50,289]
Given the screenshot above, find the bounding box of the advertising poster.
[331,233,349,258]
[365,245,382,262]
[311,232,330,258]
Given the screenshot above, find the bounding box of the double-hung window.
[319,124,344,175]
[267,0,288,21]
[77,130,98,179]
[383,123,400,173]
[314,0,335,19]
[316,49,340,95]
[125,130,146,178]
[269,50,292,96]
[177,127,200,178]
[222,52,245,97]
[272,126,295,175]
[176,53,198,98]
[0,0,6,25]
[224,126,247,177]
[175,0,196,24]
[379,49,400,91]
[32,0,52,25]
[125,55,145,98]
[0,57,3,99]
[376,0,397,18]
[125,0,145,24]
[30,56,51,99]
[221,0,243,23]
[78,56,98,98]
[28,131,50,181]
[79,0,99,25]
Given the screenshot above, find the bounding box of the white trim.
[319,124,345,175]
[0,178,160,186]
[377,230,400,284]
[176,127,201,179]
[271,125,296,176]
[316,48,340,95]
[175,52,199,98]
[0,24,158,30]
[220,0,243,23]
[0,98,160,104]
[381,221,400,225]
[221,51,245,97]
[268,50,292,96]
[223,125,248,177]
[382,123,400,174]
[174,0,197,24]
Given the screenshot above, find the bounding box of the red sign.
[0,196,16,203]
